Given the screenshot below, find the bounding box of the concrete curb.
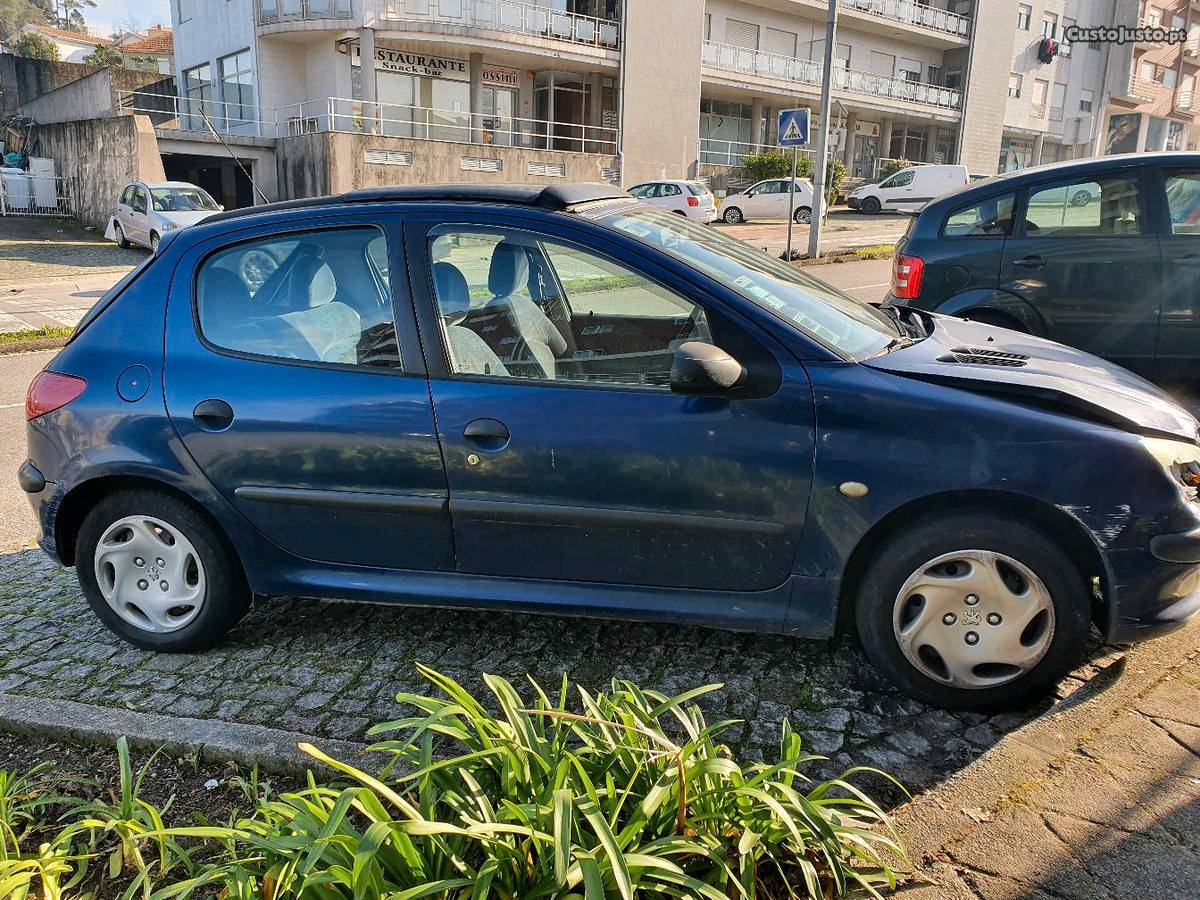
[0,267,136,292]
[0,693,373,777]
[893,619,1200,866]
[0,336,70,356]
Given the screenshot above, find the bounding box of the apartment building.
[152,0,1200,206]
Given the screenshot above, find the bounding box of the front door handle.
[1173,254,1200,264]
[1013,255,1046,269]
[193,398,235,432]
[464,418,510,452]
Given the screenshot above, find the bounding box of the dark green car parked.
[883,152,1200,383]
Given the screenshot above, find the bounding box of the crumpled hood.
[865,313,1199,441]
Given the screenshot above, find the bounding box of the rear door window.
[195,227,402,369]
[1163,170,1200,234]
[1024,176,1141,236]
[943,193,1017,237]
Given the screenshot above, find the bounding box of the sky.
[89,0,172,31]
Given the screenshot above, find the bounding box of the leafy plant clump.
[877,159,912,181]
[0,669,907,898]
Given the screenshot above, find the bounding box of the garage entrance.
[161,153,257,211]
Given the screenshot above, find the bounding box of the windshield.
[595,205,899,359]
[150,186,219,213]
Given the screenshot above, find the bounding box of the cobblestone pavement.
[0,217,143,296]
[0,547,1123,802]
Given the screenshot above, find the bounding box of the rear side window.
[1025,176,1141,236]
[943,193,1016,237]
[195,227,402,369]
[685,182,708,195]
[661,183,682,196]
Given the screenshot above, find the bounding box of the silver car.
[111,181,222,252]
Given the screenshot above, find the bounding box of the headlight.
[1140,436,1200,490]
[160,222,179,232]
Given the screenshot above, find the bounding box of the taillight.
[26,372,86,421]
[687,196,699,207]
[892,254,925,301]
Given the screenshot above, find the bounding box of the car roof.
[923,152,1200,213]
[203,183,631,226]
[137,181,201,189]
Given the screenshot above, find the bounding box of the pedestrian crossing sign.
[778,108,810,147]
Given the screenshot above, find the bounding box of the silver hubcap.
[892,550,1055,689]
[94,515,206,634]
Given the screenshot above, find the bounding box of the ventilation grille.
[365,149,413,166]
[528,161,566,177]
[601,166,621,184]
[461,156,503,173]
[937,346,1030,368]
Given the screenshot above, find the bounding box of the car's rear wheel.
[1071,190,1092,207]
[854,513,1091,710]
[77,489,250,652]
[794,206,813,224]
[114,223,130,249]
[722,206,744,225]
[861,197,882,214]
[149,231,160,253]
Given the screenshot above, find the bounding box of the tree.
[9,29,58,60]
[47,0,93,31]
[83,42,122,68]
[0,0,48,40]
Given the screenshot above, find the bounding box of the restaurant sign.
[355,46,469,80]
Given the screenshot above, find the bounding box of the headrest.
[200,268,252,332]
[433,261,471,320]
[488,241,530,298]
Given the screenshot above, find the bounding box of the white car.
[110,181,222,252]
[627,180,717,222]
[847,164,969,215]
[719,178,816,225]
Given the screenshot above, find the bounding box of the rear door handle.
[1013,255,1046,269]
[193,398,235,432]
[1173,254,1200,264]
[464,418,510,452]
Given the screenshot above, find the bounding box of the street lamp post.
[808,0,838,259]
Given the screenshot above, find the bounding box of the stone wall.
[32,115,165,228]
[275,131,620,201]
[1,55,164,119]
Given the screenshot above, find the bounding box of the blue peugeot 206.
[20,184,1200,709]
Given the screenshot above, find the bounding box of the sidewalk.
[897,621,1200,899]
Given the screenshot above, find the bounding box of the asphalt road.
[1,349,56,550]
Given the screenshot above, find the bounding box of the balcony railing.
[256,0,353,25]
[702,41,963,112]
[1125,74,1158,103]
[117,91,618,155]
[1030,102,1047,118]
[372,0,619,50]
[1185,36,1199,59]
[841,0,970,39]
[1177,90,1196,113]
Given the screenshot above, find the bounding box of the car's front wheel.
[861,197,882,214]
[722,206,744,225]
[854,513,1091,710]
[76,488,250,652]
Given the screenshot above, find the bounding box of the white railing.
[1185,36,1199,57]
[1177,90,1196,113]
[698,136,836,168]
[1126,74,1158,102]
[0,173,73,218]
[1030,102,1047,118]
[372,0,619,49]
[118,91,618,154]
[118,91,266,136]
[840,0,970,39]
[255,0,353,24]
[702,41,962,112]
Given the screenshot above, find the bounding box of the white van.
[847,164,969,214]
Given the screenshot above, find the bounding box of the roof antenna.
[198,107,271,206]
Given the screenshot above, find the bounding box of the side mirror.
[670,341,745,395]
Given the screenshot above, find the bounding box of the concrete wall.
[1,55,161,118]
[33,115,165,228]
[274,131,619,200]
[958,0,1019,174]
[17,67,121,124]
[621,0,705,184]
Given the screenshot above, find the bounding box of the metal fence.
[0,173,73,218]
[371,0,620,49]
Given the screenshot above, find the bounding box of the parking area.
[0,544,1123,804]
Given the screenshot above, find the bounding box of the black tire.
[114,223,130,249]
[854,512,1091,710]
[861,196,882,214]
[722,206,744,225]
[795,206,812,224]
[149,231,160,253]
[963,309,1026,332]
[76,488,250,652]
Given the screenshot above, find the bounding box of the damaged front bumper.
[1101,521,1200,644]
